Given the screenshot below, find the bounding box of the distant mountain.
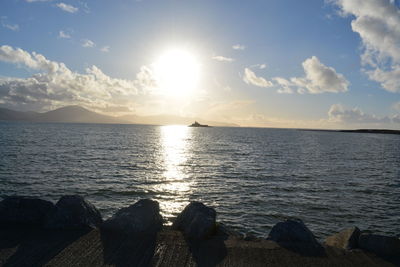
[0,105,129,124]
[0,105,239,126]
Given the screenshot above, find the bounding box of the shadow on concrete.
[100,229,158,267]
[0,225,89,267]
[185,229,228,267]
[277,242,327,257]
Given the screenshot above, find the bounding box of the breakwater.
[0,195,399,266]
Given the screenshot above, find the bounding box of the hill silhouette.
[0,105,239,126]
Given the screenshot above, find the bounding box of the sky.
[0,0,400,129]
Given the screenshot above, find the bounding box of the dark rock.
[358,233,400,257]
[101,199,163,235]
[216,222,242,239]
[267,219,324,256]
[172,201,216,240]
[45,195,102,230]
[0,196,54,226]
[244,233,259,241]
[325,227,360,250]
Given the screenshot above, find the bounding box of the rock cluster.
[45,195,103,229]
[267,218,324,255]
[101,199,163,235]
[324,227,400,258]
[0,196,54,226]
[172,201,217,240]
[0,195,399,262]
[0,195,102,229]
[324,227,360,250]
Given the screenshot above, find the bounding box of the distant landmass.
[339,129,400,135]
[302,129,400,135]
[0,105,239,127]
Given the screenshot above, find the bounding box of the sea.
[0,122,399,239]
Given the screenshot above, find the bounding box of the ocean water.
[0,122,399,238]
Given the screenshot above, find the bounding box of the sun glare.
[153,48,200,97]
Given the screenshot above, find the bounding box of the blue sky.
[0,0,400,128]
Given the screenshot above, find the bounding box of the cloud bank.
[332,0,400,93]
[0,45,155,112]
[246,56,349,94]
[328,103,398,125]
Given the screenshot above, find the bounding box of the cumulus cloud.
[0,45,155,112]
[328,104,395,124]
[58,30,71,39]
[243,68,273,88]
[100,46,110,52]
[56,3,78,13]
[274,56,349,94]
[332,0,400,93]
[232,44,246,50]
[273,77,293,94]
[212,55,234,62]
[82,39,95,48]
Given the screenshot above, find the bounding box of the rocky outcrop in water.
[172,201,217,240]
[0,196,55,226]
[45,195,103,230]
[267,219,324,256]
[101,199,163,235]
[325,227,361,250]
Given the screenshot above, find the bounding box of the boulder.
[324,227,360,250]
[358,233,400,257]
[172,201,216,240]
[101,199,163,235]
[267,219,323,256]
[0,196,54,226]
[45,195,103,229]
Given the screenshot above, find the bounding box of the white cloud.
[1,17,19,31]
[251,63,267,69]
[273,77,293,94]
[232,44,246,50]
[58,30,71,39]
[100,46,110,52]
[26,0,52,2]
[294,56,349,93]
[332,0,400,93]
[0,45,155,111]
[243,68,273,88]
[212,55,234,62]
[274,56,349,94]
[82,39,95,48]
[56,3,78,13]
[2,23,19,31]
[328,104,394,124]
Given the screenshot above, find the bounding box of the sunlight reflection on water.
[158,125,193,223]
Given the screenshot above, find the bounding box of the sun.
[153,48,200,97]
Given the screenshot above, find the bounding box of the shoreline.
[1,196,399,266]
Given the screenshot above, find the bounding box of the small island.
[188,121,210,127]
